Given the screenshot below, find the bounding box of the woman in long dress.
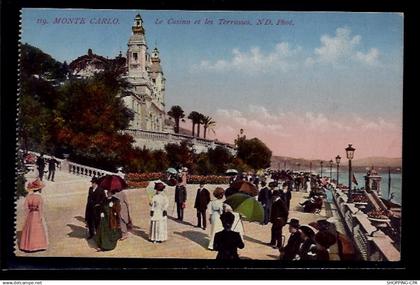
[208,187,225,250]
[95,190,122,251]
[19,179,49,252]
[149,182,169,243]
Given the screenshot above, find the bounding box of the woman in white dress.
[149,182,169,243]
[208,187,225,250]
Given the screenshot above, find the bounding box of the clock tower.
[127,14,148,79]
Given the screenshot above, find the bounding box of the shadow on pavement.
[173,230,209,249]
[243,235,268,246]
[74,216,86,223]
[66,224,98,249]
[168,216,195,227]
[130,225,150,241]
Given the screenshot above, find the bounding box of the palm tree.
[187,111,200,137]
[196,113,206,138]
[202,115,216,139]
[167,105,185,133]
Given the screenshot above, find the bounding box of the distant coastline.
[271,156,402,173]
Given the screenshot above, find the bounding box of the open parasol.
[97,174,128,193]
[225,169,239,176]
[230,180,258,197]
[166,167,178,175]
[224,193,264,223]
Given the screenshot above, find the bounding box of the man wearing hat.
[36,153,46,181]
[281,218,303,260]
[149,182,169,243]
[269,191,289,249]
[174,177,187,221]
[258,181,272,225]
[194,181,210,230]
[85,177,106,239]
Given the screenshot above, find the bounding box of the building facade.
[69,14,166,132]
[125,14,166,131]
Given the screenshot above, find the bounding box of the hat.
[287,218,300,229]
[220,211,235,227]
[182,167,188,172]
[154,182,166,191]
[299,225,316,238]
[314,231,337,249]
[268,181,278,188]
[26,179,45,191]
[90,177,98,183]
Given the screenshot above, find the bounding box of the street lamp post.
[335,155,341,186]
[345,144,356,203]
[320,161,324,177]
[329,159,333,180]
[309,161,312,173]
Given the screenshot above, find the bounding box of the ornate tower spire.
[132,14,145,34]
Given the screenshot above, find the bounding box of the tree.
[187,111,201,137]
[167,105,185,133]
[236,137,272,170]
[196,113,205,138]
[208,146,233,174]
[164,140,195,170]
[202,115,216,139]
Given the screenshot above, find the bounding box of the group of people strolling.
[19,167,335,260]
[85,177,132,251]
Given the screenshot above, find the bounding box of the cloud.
[210,105,401,159]
[192,42,302,74]
[306,27,380,66]
[354,48,380,65]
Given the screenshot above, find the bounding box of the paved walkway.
[15,170,341,259]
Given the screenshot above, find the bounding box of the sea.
[335,171,402,205]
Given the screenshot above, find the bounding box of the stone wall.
[331,187,400,261]
[125,129,236,155]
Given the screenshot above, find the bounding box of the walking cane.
[171,199,176,216]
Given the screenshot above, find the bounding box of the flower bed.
[126,172,230,187]
[352,193,369,203]
[367,209,389,220]
[127,172,165,182]
[127,180,150,189]
[187,175,230,184]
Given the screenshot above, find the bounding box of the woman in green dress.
[95,190,122,251]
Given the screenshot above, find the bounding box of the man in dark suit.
[281,218,303,260]
[270,191,289,249]
[194,181,210,230]
[214,212,245,260]
[174,177,187,221]
[85,177,106,239]
[36,154,45,181]
[258,181,272,225]
[47,156,60,182]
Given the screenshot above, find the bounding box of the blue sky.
[21,9,403,158]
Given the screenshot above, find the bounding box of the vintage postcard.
[15,8,402,263]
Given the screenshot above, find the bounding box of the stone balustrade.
[331,186,400,261]
[23,150,118,178]
[124,129,236,154]
[67,161,117,178]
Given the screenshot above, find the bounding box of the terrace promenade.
[15,168,340,259]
